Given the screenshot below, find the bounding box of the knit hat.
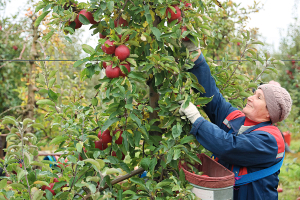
[258,84,292,124]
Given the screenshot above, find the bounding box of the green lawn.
[278,136,300,200]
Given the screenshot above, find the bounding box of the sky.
[3,0,300,53]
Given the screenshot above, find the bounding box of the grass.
[278,135,300,200]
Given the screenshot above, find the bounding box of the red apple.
[99,32,107,39]
[119,62,131,77]
[99,129,112,143]
[13,46,18,51]
[105,64,120,78]
[95,139,108,150]
[73,14,83,29]
[53,178,59,183]
[79,147,87,161]
[41,185,47,190]
[115,45,130,61]
[113,129,123,144]
[277,188,283,193]
[181,26,190,41]
[200,175,209,177]
[102,40,116,54]
[102,61,112,69]
[166,5,181,23]
[78,9,97,24]
[114,17,128,27]
[0,26,2,31]
[112,151,125,160]
[185,2,192,7]
[44,183,56,196]
[292,60,295,65]
[237,42,241,46]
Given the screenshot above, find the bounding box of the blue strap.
[235,153,285,186]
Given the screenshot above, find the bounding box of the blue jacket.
[188,53,285,200]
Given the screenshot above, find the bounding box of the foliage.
[0,0,285,199]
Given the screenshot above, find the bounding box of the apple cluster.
[69,9,97,29]
[101,18,131,79]
[94,129,125,160]
[166,2,192,41]
[41,178,67,196]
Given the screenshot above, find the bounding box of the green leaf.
[187,152,202,165]
[191,82,205,93]
[173,148,181,160]
[35,2,46,12]
[2,117,18,126]
[48,78,56,88]
[73,60,87,68]
[10,183,25,189]
[53,181,67,190]
[231,38,242,43]
[64,36,72,43]
[155,179,173,189]
[247,49,257,58]
[48,89,58,101]
[129,113,141,127]
[130,177,146,188]
[79,14,90,25]
[101,118,119,133]
[49,136,69,145]
[91,97,98,106]
[251,40,264,45]
[140,158,151,171]
[107,1,114,12]
[0,179,7,189]
[82,44,95,55]
[42,30,55,41]
[34,11,50,27]
[34,181,49,187]
[126,58,137,67]
[180,135,194,145]
[239,92,251,98]
[84,158,101,171]
[172,122,182,139]
[151,27,161,41]
[76,143,82,153]
[106,168,120,175]
[32,189,44,200]
[63,27,75,35]
[36,99,55,106]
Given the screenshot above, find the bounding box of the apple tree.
[0,0,285,199]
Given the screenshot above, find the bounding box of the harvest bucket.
[179,153,235,200]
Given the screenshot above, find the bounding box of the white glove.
[182,40,200,52]
[179,101,201,124]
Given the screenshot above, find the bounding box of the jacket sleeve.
[188,53,237,128]
[190,117,280,167]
